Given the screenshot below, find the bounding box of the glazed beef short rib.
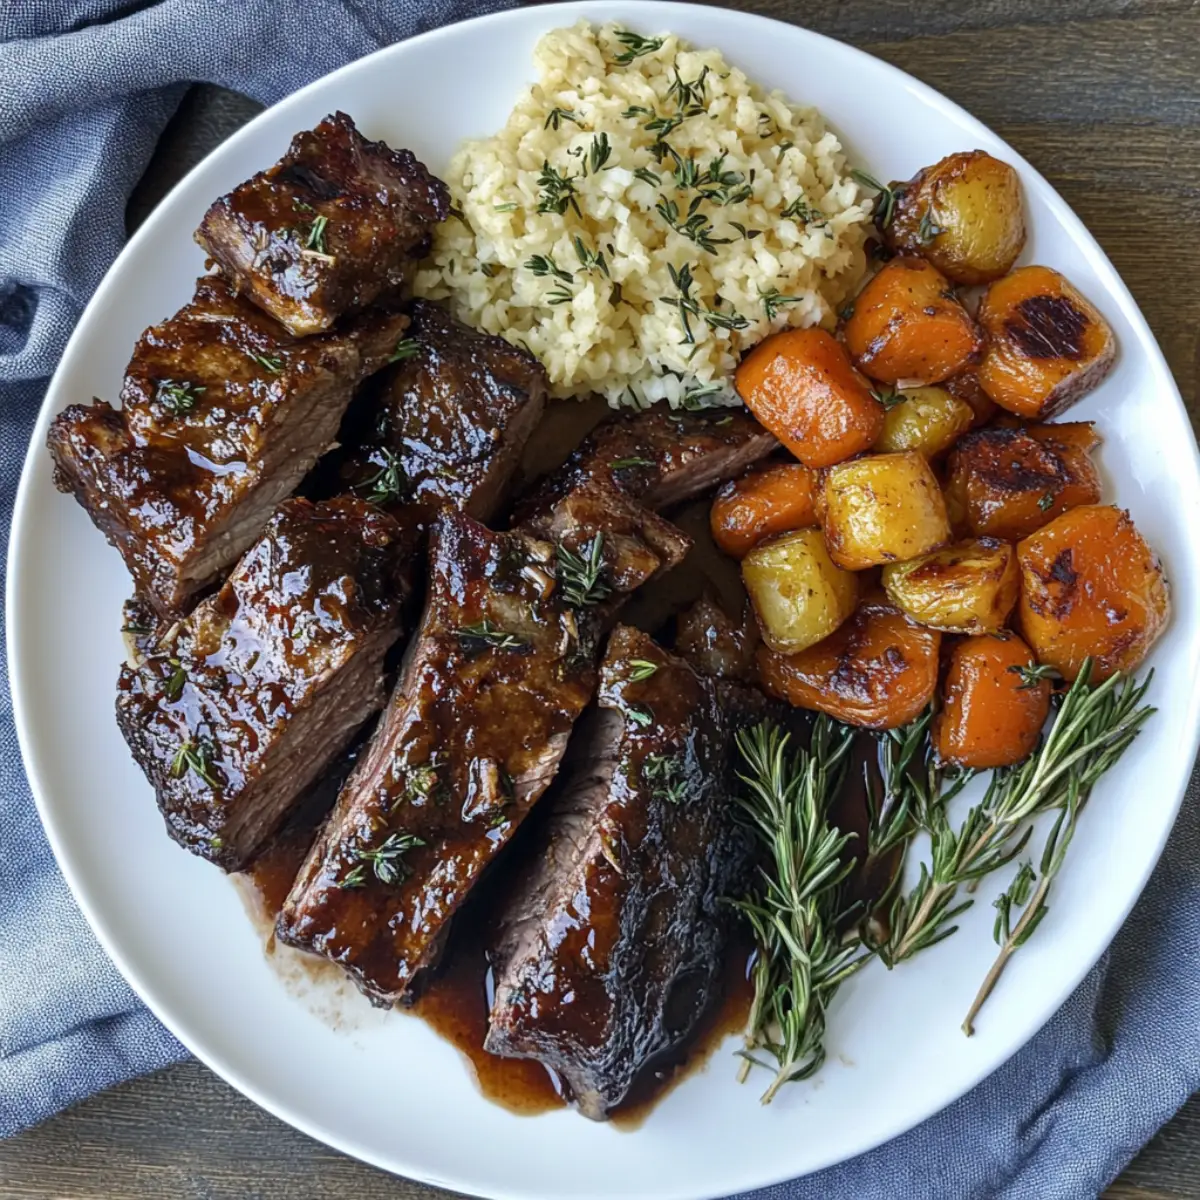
[116,497,411,871]
[196,112,449,336]
[336,300,547,522]
[485,626,754,1119]
[47,274,407,616]
[275,506,688,1004]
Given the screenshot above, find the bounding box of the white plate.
[9,3,1200,1197]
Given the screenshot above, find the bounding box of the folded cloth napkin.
[1,2,1198,1196]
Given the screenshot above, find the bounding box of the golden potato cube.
[824,452,950,570]
[742,528,858,654]
[882,537,1018,633]
[875,387,975,458]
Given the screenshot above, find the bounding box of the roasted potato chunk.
[842,257,984,385]
[734,328,884,468]
[874,386,974,457]
[758,595,940,729]
[977,266,1116,419]
[1017,504,1169,682]
[742,528,857,654]
[711,462,819,558]
[944,422,1102,541]
[934,633,1050,768]
[882,537,1018,633]
[823,451,950,570]
[886,151,1026,285]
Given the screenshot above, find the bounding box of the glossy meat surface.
[47,274,408,616]
[196,112,448,336]
[335,301,547,522]
[514,407,777,524]
[116,497,410,870]
[485,626,753,1118]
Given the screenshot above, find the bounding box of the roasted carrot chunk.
[944,422,1102,542]
[943,370,999,428]
[842,258,984,385]
[734,327,885,468]
[934,633,1050,769]
[976,266,1116,419]
[710,462,819,558]
[1017,504,1169,682]
[757,595,940,729]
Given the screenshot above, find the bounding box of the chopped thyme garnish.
[634,166,661,187]
[339,831,427,889]
[760,288,803,321]
[544,107,581,131]
[610,29,665,64]
[557,534,610,608]
[535,161,581,217]
[292,199,314,213]
[627,705,654,728]
[156,380,205,416]
[610,456,654,470]
[357,447,406,506]
[388,337,421,363]
[660,262,749,343]
[524,254,574,283]
[1037,491,1056,512]
[851,168,900,229]
[249,353,284,374]
[1008,662,1062,690]
[170,738,219,788]
[587,132,613,175]
[572,236,609,277]
[681,381,727,409]
[869,386,905,409]
[642,752,687,803]
[666,65,710,112]
[546,285,574,306]
[456,620,526,653]
[163,658,187,702]
[493,201,519,213]
[655,195,733,255]
[781,196,827,227]
[302,214,329,253]
[627,659,659,682]
[730,222,761,241]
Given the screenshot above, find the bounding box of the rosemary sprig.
[610,29,665,64]
[340,831,427,889]
[535,161,581,217]
[960,666,1155,1033]
[156,380,205,415]
[455,620,526,653]
[357,448,405,506]
[544,107,581,131]
[878,662,1154,971]
[850,168,900,229]
[389,338,421,364]
[730,718,866,1102]
[557,534,610,608]
[171,738,220,788]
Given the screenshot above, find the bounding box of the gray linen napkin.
[2,3,1198,1197]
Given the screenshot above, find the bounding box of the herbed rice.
[411,21,872,408]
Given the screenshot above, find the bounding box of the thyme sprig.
[655,195,733,254]
[302,214,329,253]
[759,288,803,322]
[544,107,581,131]
[388,338,421,364]
[851,168,900,229]
[455,620,526,653]
[340,831,427,889]
[610,29,665,64]
[626,658,659,681]
[357,448,405,506]
[171,738,220,788]
[557,534,610,608]
[730,718,867,1102]
[156,380,205,416]
[524,254,573,283]
[572,236,610,277]
[642,752,687,804]
[535,161,581,217]
[660,263,749,343]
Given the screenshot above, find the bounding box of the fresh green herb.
[302,214,329,254]
[456,620,526,653]
[339,831,427,889]
[535,161,581,217]
[623,106,655,121]
[587,132,612,176]
[656,195,733,254]
[573,236,609,277]
[544,107,581,131]
[681,381,727,409]
[170,738,220,788]
[918,210,945,244]
[869,386,906,410]
[627,705,654,728]
[660,262,749,343]
[991,860,1036,946]
[1009,662,1061,690]
[730,222,761,241]
[156,380,205,416]
[851,169,900,229]
[781,196,824,226]
[292,199,314,213]
[608,282,624,306]
[388,337,421,364]
[729,718,866,1102]
[481,263,500,278]
[404,765,438,804]
[1037,491,1056,513]
[610,456,654,470]
[610,29,666,64]
[493,202,519,213]
[877,662,1154,974]
[557,534,610,608]
[760,288,803,322]
[666,65,711,121]
[642,752,687,804]
[524,254,574,284]
[357,448,406,506]
[546,285,575,307]
[163,658,187,703]
[634,166,662,187]
[627,659,659,682]
[249,353,284,374]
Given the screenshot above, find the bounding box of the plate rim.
[8,3,1200,1196]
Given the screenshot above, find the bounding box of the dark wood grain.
[4,2,1198,1197]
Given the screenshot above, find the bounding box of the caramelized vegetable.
[1017,504,1169,682]
[882,537,1018,633]
[934,633,1050,768]
[842,258,984,385]
[944,422,1102,541]
[758,595,940,729]
[874,386,974,457]
[742,528,857,654]
[734,328,884,468]
[943,371,998,428]
[886,151,1026,285]
[711,462,819,558]
[823,451,950,570]
[977,266,1116,419]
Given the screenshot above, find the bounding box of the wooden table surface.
[4,1,1199,1196]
